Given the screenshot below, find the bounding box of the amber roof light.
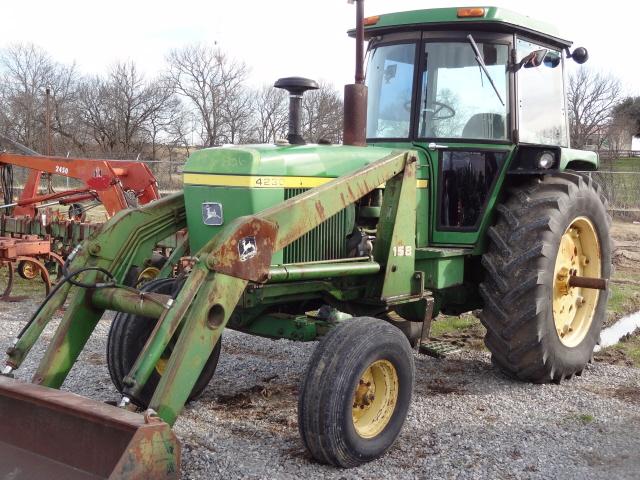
[363,15,380,26]
[457,7,486,18]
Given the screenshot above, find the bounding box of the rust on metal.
[0,375,180,479]
[314,200,326,222]
[0,233,63,299]
[0,151,160,218]
[0,260,14,300]
[208,217,278,282]
[568,275,608,290]
[343,83,368,147]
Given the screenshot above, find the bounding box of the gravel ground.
[1,299,640,479]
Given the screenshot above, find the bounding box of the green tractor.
[0,3,610,477]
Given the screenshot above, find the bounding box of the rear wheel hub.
[552,217,601,347]
[352,359,399,439]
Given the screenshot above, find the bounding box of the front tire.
[107,278,221,407]
[298,317,415,467]
[480,172,611,383]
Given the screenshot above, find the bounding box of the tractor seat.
[461,113,506,140]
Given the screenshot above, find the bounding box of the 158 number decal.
[392,245,413,256]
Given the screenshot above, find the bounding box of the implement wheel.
[107,278,221,407]
[480,172,611,383]
[298,317,414,467]
[17,260,39,280]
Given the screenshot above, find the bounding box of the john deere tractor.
[0,4,610,478]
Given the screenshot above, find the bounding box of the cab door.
[426,145,513,246]
[411,31,515,246]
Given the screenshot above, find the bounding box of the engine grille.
[282,188,355,263]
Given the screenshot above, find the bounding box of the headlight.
[537,151,555,169]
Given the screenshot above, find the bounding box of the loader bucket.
[0,376,180,479]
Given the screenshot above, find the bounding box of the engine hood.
[183,143,401,183]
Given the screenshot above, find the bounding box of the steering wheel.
[404,100,456,120]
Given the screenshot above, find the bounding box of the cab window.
[365,43,416,139]
[516,39,567,146]
[418,41,509,140]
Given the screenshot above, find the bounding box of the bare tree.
[48,63,87,152]
[301,81,343,143]
[248,85,288,143]
[567,68,621,149]
[166,44,249,147]
[0,43,83,153]
[78,62,175,155]
[221,87,252,144]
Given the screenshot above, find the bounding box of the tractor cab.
[357,6,592,244]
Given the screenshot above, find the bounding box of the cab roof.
[349,6,572,48]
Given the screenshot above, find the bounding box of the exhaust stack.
[274,77,319,145]
[343,0,368,146]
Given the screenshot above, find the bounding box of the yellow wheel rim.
[136,267,160,287]
[155,354,170,375]
[20,261,39,280]
[552,217,601,347]
[352,359,399,439]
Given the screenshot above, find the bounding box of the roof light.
[363,15,380,26]
[457,7,486,18]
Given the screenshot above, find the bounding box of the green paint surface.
[354,6,570,46]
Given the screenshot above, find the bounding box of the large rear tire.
[107,278,221,407]
[298,317,415,467]
[480,172,611,383]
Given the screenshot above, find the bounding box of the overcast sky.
[2,1,638,94]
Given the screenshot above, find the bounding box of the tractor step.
[418,340,462,358]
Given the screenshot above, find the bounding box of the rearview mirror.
[543,51,561,68]
[570,47,589,64]
[521,49,548,69]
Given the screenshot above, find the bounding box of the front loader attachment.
[0,375,179,479]
[0,150,417,477]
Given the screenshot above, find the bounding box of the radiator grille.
[282,188,355,263]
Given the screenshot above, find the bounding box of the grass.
[0,265,52,298]
[605,335,640,368]
[430,314,479,337]
[575,413,595,424]
[608,283,640,317]
[601,157,640,172]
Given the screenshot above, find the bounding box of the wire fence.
[583,171,640,217]
[597,150,640,160]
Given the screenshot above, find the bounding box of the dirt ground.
[610,219,640,290]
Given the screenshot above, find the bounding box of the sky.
[1,1,638,95]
